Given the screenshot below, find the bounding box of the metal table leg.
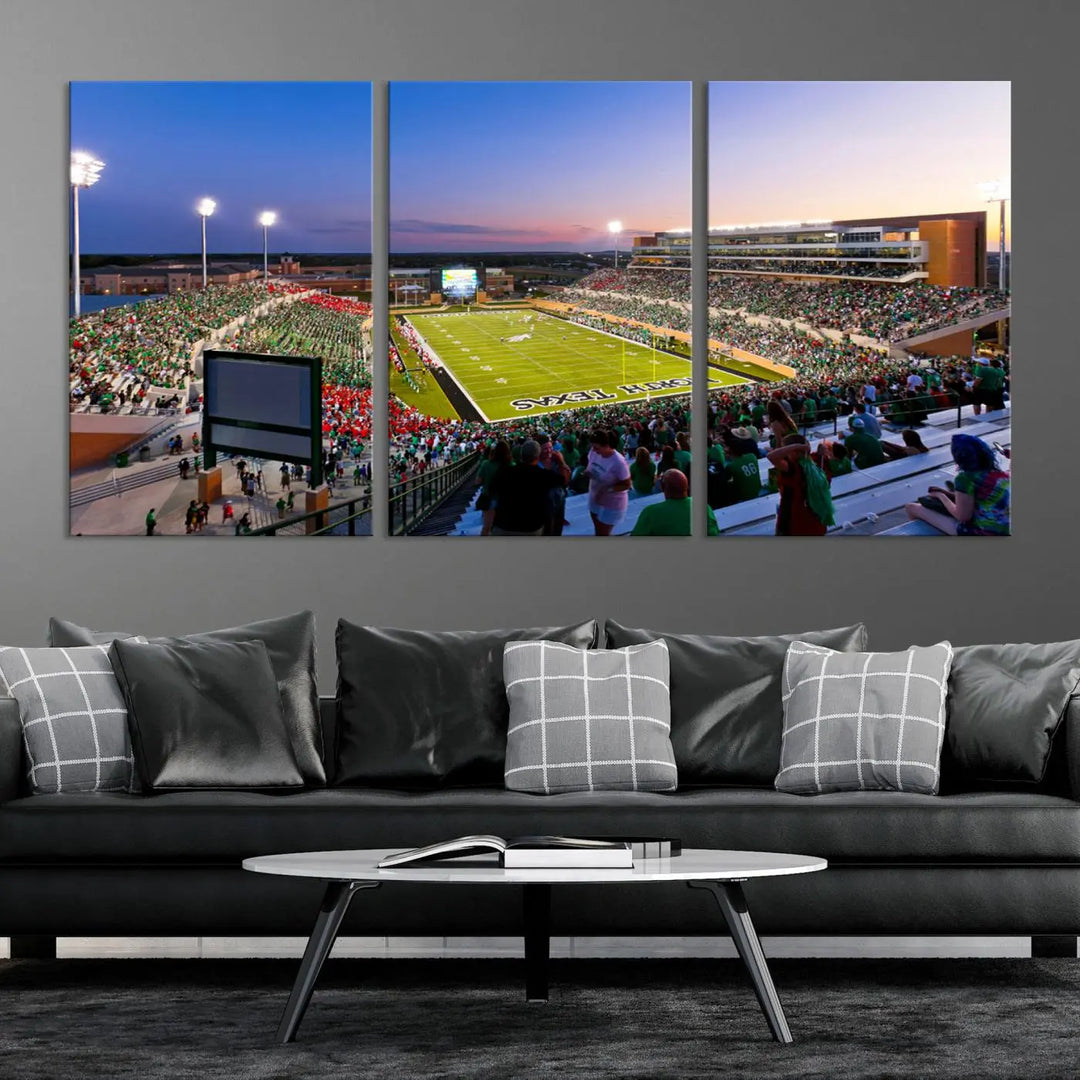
[277,880,380,1044]
[688,879,793,1044]
[523,883,552,1002]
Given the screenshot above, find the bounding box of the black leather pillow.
[109,637,304,791]
[942,641,1080,787]
[604,621,868,786]
[335,620,600,789]
[49,613,324,785]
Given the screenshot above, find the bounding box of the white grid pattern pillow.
[0,645,137,794]
[776,640,953,795]
[503,639,677,794]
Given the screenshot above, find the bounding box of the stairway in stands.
[407,464,485,535]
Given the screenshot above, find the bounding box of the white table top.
[242,848,827,885]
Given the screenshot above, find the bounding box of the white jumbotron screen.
[442,268,478,295]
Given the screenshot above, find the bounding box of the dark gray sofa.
[2,696,1079,956]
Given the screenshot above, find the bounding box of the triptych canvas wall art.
[69,80,1010,539]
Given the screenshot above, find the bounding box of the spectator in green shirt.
[972,357,1006,414]
[724,428,764,503]
[632,469,719,536]
[673,432,692,478]
[630,447,657,496]
[707,436,726,469]
[844,419,887,469]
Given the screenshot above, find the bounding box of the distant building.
[78,261,261,296]
[390,268,434,304]
[483,268,514,297]
[630,211,989,288]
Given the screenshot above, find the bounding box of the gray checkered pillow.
[503,639,677,794]
[0,646,137,794]
[776,640,953,795]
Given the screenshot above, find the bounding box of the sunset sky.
[709,82,1011,247]
[70,80,1009,255]
[389,82,691,252]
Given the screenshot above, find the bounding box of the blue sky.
[71,82,372,254]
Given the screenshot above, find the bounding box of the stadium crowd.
[69,280,310,411]
[569,268,1008,343]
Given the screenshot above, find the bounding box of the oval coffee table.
[243,847,826,1045]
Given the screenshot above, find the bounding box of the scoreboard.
[441,268,478,298]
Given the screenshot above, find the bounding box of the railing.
[244,451,482,537]
[389,451,482,535]
[789,389,970,437]
[245,486,374,537]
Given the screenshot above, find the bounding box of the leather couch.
[3,695,1079,957]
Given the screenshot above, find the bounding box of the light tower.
[70,151,105,318]
[978,180,1010,292]
[608,220,623,271]
[258,211,277,283]
[197,198,216,288]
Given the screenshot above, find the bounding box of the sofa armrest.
[1066,694,1080,802]
[0,696,24,804]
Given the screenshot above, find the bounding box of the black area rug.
[1,957,1079,1080]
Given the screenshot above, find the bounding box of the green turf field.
[403,309,746,422]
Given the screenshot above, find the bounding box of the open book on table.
[377,835,644,869]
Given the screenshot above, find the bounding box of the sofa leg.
[1031,935,1077,958]
[9,936,57,959]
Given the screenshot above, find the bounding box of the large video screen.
[442,268,478,296]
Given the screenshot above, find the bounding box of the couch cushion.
[503,640,677,794]
[604,621,868,786]
[943,641,1080,788]
[335,620,600,789]
[776,640,953,796]
[1,787,1076,864]
[49,613,324,786]
[0,645,137,794]
[110,637,304,791]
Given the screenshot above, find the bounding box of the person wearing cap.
[843,417,886,469]
[632,469,719,537]
[849,402,882,439]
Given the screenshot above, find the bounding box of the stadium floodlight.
[258,211,277,283]
[197,198,216,289]
[978,179,1010,292]
[608,220,623,271]
[70,152,105,319]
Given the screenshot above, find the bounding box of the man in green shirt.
[725,438,764,503]
[844,419,887,468]
[973,358,1006,413]
[632,469,720,536]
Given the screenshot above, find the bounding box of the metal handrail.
[389,450,482,535]
[786,389,974,437]
[245,486,373,537]
[242,451,482,536]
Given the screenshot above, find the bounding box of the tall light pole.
[978,180,1010,292]
[608,220,623,271]
[258,211,277,283]
[197,198,216,288]
[70,151,105,318]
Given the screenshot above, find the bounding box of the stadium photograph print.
[68,81,374,538]
[703,80,1011,538]
[387,80,700,538]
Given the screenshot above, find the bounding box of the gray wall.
[0,0,1075,688]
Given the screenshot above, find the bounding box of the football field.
[403,309,746,422]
